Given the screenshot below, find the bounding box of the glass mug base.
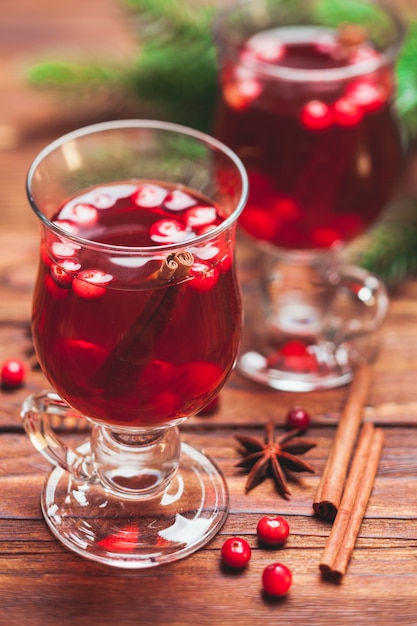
[237,261,387,392]
[41,439,229,569]
[237,345,354,392]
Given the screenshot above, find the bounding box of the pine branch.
[396,21,417,138]
[353,200,417,287]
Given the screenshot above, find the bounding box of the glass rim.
[213,0,405,83]
[26,119,249,255]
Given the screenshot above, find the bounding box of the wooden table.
[1,2,417,625]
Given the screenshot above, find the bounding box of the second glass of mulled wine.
[214,0,404,391]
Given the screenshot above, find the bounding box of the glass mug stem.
[22,391,182,500]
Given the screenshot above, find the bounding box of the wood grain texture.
[1,1,417,624]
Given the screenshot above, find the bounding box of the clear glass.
[214,0,404,390]
[22,120,248,567]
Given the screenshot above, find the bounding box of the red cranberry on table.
[257,515,290,547]
[285,406,311,431]
[221,537,251,569]
[262,562,292,597]
[1,359,26,389]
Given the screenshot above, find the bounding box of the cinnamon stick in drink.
[101,251,193,395]
[319,423,385,581]
[313,363,373,520]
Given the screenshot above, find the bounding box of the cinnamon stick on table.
[313,363,373,520]
[319,422,385,581]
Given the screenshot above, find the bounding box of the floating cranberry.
[133,184,167,208]
[50,264,74,289]
[262,562,292,596]
[223,78,262,111]
[285,406,311,431]
[245,34,285,63]
[189,262,219,292]
[333,97,363,127]
[311,226,343,248]
[239,207,279,241]
[257,516,290,546]
[174,361,223,399]
[184,206,217,229]
[52,219,79,234]
[1,359,26,390]
[221,537,251,568]
[164,189,196,211]
[300,100,333,131]
[272,196,301,221]
[345,79,385,112]
[72,269,113,300]
[218,252,232,273]
[51,241,79,259]
[149,218,187,244]
[65,203,98,226]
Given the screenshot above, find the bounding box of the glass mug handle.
[21,391,96,481]
[324,265,389,344]
[21,390,182,498]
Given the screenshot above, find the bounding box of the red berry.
[346,79,385,112]
[245,34,285,63]
[149,218,187,244]
[333,97,363,127]
[262,562,292,596]
[189,262,219,292]
[1,359,26,389]
[184,206,217,229]
[257,516,290,546]
[239,207,279,241]
[51,241,79,259]
[50,264,73,289]
[164,189,196,211]
[223,78,262,111]
[311,226,343,248]
[285,406,311,431]
[65,203,98,226]
[267,341,319,374]
[300,100,333,131]
[52,219,79,235]
[174,361,223,400]
[133,183,167,208]
[72,269,113,300]
[97,523,139,553]
[221,537,251,568]
[50,260,80,289]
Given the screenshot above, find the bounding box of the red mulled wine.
[215,26,403,250]
[32,181,241,427]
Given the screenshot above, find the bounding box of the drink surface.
[215,26,403,250]
[32,181,241,427]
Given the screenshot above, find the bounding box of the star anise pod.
[235,420,316,498]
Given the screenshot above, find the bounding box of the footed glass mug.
[214,0,404,391]
[22,120,248,568]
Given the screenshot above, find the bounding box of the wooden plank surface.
[1,1,417,625]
